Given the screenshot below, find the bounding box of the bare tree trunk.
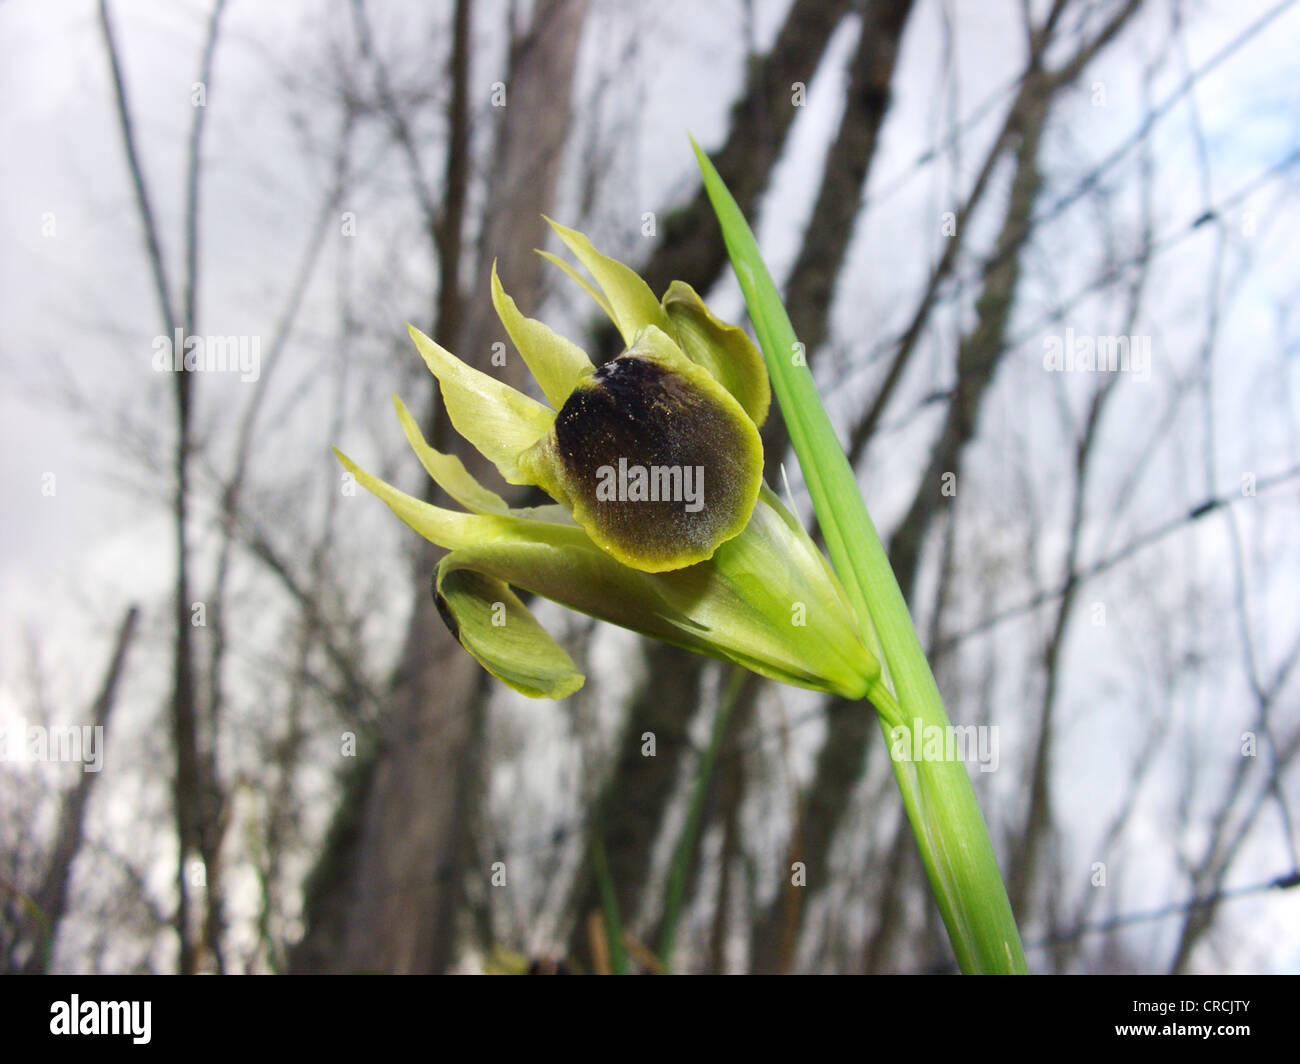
[1170,92,1300,963]
[432,0,471,363]
[558,0,864,970]
[744,0,918,972]
[707,694,753,974]
[591,0,854,362]
[753,0,1143,971]
[750,695,878,972]
[292,0,587,973]
[20,607,139,974]
[563,647,715,969]
[99,0,229,974]
[1010,225,1151,950]
[646,671,761,969]
[886,84,1048,604]
[886,0,1141,601]
[762,0,915,461]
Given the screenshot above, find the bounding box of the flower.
[334,219,882,700]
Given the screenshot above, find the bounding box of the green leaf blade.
[692,136,1027,975]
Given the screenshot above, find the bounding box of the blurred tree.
[291,0,589,974]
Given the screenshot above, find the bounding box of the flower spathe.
[334,219,884,701]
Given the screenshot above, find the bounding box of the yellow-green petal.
[406,323,553,485]
[393,392,573,524]
[662,280,770,427]
[435,556,584,700]
[333,447,530,552]
[543,216,669,345]
[535,250,614,320]
[490,262,594,409]
[393,394,511,515]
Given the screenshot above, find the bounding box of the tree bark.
[20,607,139,974]
[560,0,864,970]
[591,0,854,362]
[745,0,918,972]
[291,0,587,973]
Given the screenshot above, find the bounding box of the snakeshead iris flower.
[334,219,885,701]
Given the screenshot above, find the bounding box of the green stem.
[694,137,1026,974]
[658,666,747,972]
[591,836,627,974]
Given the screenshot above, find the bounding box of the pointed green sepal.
[490,262,594,409]
[434,557,585,700]
[393,395,511,515]
[393,393,573,524]
[406,323,553,485]
[535,250,614,321]
[333,447,502,552]
[543,216,669,345]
